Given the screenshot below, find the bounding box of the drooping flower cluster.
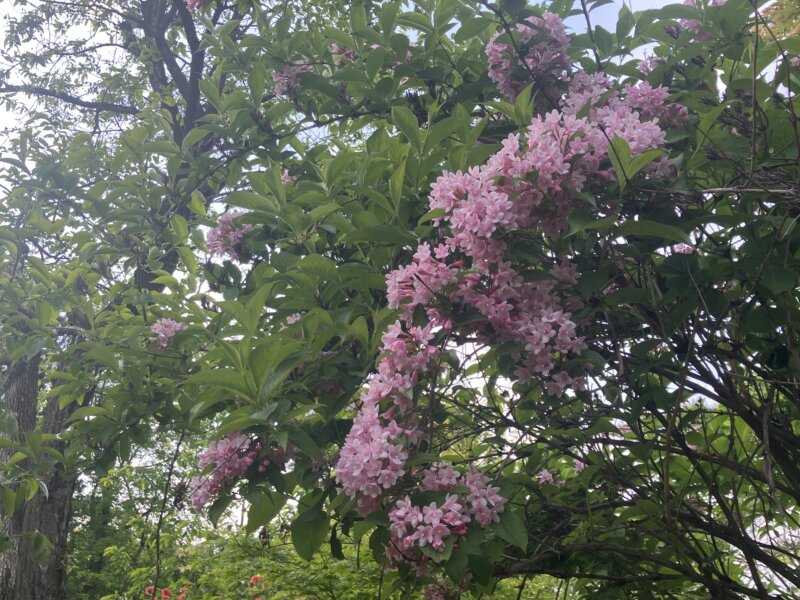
[206,211,252,260]
[150,318,186,350]
[335,10,678,574]
[385,466,505,565]
[189,433,265,510]
[335,323,436,499]
[486,13,570,100]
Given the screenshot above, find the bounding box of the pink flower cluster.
[189,434,288,511]
[336,11,678,572]
[273,64,309,96]
[386,466,505,567]
[151,318,186,350]
[190,433,259,510]
[423,584,449,600]
[207,211,252,260]
[638,55,664,75]
[335,323,437,499]
[486,13,570,100]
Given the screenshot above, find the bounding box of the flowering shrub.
[322,12,691,584]
[18,0,799,596]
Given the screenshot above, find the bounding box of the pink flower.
[187,0,202,9]
[537,469,555,485]
[486,13,570,100]
[150,318,187,350]
[638,55,663,75]
[790,57,800,70]
[207,211,253,260]
[190,433,259,509]
[281,169,295,184]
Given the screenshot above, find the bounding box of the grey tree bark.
[0,352,78,600]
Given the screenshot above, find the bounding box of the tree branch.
[0,84,139,115]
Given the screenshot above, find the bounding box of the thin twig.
[149,431,186,599]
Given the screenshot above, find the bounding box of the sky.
[588,0,671,31]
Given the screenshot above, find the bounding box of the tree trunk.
[0,354,78,600]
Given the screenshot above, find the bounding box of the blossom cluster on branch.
[335,10,681,573]
[486,12,570,100]
[189,433,284,510]
[206,211,253,260]
[150,318,187,351]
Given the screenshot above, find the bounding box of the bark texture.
[0,354,77,600]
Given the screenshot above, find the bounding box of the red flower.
[250,575,261,583]
[145,586,155,596]
[161,589,172,599]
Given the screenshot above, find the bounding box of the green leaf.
[345,225,416,245]
[396,12,433,33]
[226,191,278,212]
[366,49,385,81]
[618,220,691,245]
[330,527,345,560]
[392,106,422,153]
[208,494,234,527]
[291,508,329,560]
[594,25,613,55]
[245,489,286,533]
[288,428,321,460]
[178,245,197,275]
[0,487,16,515]
[389,150,407,208]
[454,16,493,42]
[494,509,528,551]
[185,369,255,400]
[626,149,665,181]
[760,265,796,295]
[139,140,180,157]
[348,316,369,349]
[607,135,632,191]
[380,2,399,38]
[171,214,189,243]
[616,5,634,39]
[29,531,53,564]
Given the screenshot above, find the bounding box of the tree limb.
[0,84,139,115]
